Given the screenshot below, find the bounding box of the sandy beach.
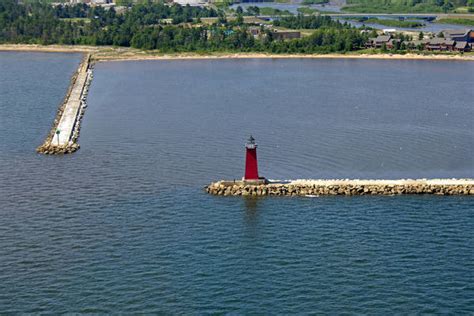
[1,44,474,62]
[0,44,97,53]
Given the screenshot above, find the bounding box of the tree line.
[0,0,368,53]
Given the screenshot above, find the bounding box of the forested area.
[0,0,368,53]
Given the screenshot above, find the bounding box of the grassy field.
[342,5,444,13]
[436,17,474,26]
[453,6,474,13]
[341,0,453,13]
[200,16,271,24]
[60,18,91,24]
[301,0,328,4]
[272,26,318,36]
[259,7,293,16]
[341,0,474,13]
[360,18,425,28]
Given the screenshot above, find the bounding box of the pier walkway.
[37,54,92,154]
[51,61,89,147]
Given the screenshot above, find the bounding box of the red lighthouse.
[244,135,265,183]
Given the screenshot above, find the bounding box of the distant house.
[425,38,456,51]
[426,38,455,51]
[271,30,301,40]
[443,29,473,43]
[372,35,391,48]
[365,38,375,48]
[405,39,429,50]
[248,27,262,38]
[386,38,401,50]
[454,41,472,52]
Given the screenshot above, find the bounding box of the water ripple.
[1,54,473,313]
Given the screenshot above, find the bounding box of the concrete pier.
[37,54,93,154]
[206,179,474,196]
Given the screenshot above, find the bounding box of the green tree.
[468,0,474,10]
[246,6,260,16]
[0,0,371,54]
[116,0,133,7]
[236,13,243,25]
[218,11,227,24]
[442,0,454,12]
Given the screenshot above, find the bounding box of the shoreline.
[1,44,473,62]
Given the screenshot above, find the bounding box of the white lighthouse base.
[242,177,268,185]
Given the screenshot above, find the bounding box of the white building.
[382,29,397,35]
[173,0,208,6]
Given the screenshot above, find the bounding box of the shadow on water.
[242,197,263,236]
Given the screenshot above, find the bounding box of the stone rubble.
[206,180,474,196]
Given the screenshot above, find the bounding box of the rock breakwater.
[36,54,93,155]
[206,179,474,196]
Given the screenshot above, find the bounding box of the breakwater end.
[36,54,93,155]
[206,179,474,196]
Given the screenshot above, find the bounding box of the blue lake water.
[0,52,473,313]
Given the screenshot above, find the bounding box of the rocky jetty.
[37,54,93,155]
[206,179,474,196]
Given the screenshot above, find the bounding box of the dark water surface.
[0,52,473,314]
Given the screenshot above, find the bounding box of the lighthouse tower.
[244,135,265,183]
